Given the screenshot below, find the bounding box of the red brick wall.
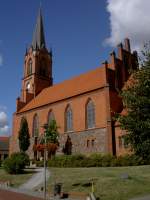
[13,88,107,135]
[10,87,111,155]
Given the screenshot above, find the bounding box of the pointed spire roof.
[32,8,46,50]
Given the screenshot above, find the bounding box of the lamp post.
[42,123,48,200]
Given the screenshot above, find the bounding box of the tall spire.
[32,8,46,50]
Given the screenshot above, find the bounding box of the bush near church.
[48,153,149,168]
[3,152,29,174]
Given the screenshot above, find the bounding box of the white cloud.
[0,54,3,66]
[0,110,9,135]
[0,125,9,135]
[0,112,7,127]
[105,0,150,51]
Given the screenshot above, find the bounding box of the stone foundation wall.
[58,128,107,155]
[10,127,107,158]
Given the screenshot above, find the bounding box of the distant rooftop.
[0,137,9,151]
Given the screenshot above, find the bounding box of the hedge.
[48,153,150,168]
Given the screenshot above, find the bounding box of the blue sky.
[0,0,149,135]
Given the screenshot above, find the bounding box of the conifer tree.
[18,117,30,152]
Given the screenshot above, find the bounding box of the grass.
[48,166,150,200]
[0,168,33,187]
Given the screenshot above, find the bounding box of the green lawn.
[48,166,150,200]
[0,168,33,187]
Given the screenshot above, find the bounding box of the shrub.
[48,154,86,167]
[48,154,113,168]
[128,154,150,166]
[19,152,30,166]
[87,153,103,167]
[47,153,149,168]
[3,152,29,174]
[101,154,115,167]
[110,157,118,167]
[114,154,146,166]
[69,154,86,167]
[116,155,130,166]
[35,160,44,167]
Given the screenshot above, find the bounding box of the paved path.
[19,167,50,190]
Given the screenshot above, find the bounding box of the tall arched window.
[47,110,55,125]
[65,105,73,132]
[86,99,95,129]
[27,59,32,76]
[32,114,39,137]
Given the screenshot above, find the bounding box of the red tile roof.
[19,66,107,113]
[0,137,9,141]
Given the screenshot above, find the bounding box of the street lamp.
[41,123,48,200]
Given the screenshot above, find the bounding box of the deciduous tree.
[118,44,150,160]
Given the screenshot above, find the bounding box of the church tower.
[17,9,53,111]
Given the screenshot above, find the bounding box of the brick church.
[10,9,138,158]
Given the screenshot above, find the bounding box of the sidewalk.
[0,189,43,200]
[0,184,84,200]
[19,167,50,190]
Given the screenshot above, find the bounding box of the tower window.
[27,59,32,76]
[65,105,73,132]
[39,59,47,76]
[86,99,95,129]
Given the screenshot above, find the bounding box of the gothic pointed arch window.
[86,99,95,129]
[27,59,32,76]
[47,110,55,125]
[32,114,39,137]
[65,105,73,132]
